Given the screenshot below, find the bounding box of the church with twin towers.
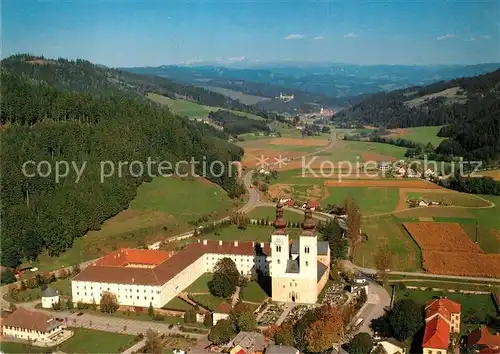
[270,203,330,304]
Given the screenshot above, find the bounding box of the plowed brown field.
[403,222,482,252]
[324,179,441,188]
[403,221,500,278]
[423,251,500,278]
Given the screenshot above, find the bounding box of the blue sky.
[3,0,499,66]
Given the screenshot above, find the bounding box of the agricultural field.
[354,216,422,271]
[387,126,446,146]
[203,86,270,105]
[147,92,265,120]
[268,184,324,203]
[404,190,491,207]
[475,169,500,180]
[247,206,304,223]
[323,187,399,215]
[59,328,136,354]
[34,177,239,271]
[403,222,500,278]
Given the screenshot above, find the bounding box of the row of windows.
[76,285,160,294]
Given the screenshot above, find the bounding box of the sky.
[2,0,500,67]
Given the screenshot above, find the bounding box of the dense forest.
[208,110,270,135]
[1,54,285,123]
[337,69,500,163]
[0,55,246,267]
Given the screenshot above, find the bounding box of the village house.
[467,326,500,353]
[301,200,320,211]
[2,307,71,345]
[422,298,461,354]
[348,274,369,297]
[41,287,60,309]
[225,331,271,354]
[212,302,232,326]
[378,161,392,171]
[376,338,406,354]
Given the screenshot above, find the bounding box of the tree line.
[0,61,245,268]
[336,69,500,163]
[208,110,270,135]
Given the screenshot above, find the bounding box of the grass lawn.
[395,289,497,331]
[7,279,72,303]
[390,126,445,146]
[190,294,226,311]
[0,342,52,353]
[405,191,490,207]
[131,177,234,223]
[184,273,212,293]
[59,328,136,353]
[200,225,302,243]
[240,281,268,303]
[163,297,195,311]
[323,187,399,215]
[247,206,304,223]
[354,216,422,271]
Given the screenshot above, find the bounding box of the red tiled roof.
[422,316,450,349]
[469,327,500,350]
[2,307,60,333]
[285,200,295,207]
[308,200,320,207]
[215,302,232,314]
[94,248,171,267]
[73,240,272,286]
[425,298,461,321]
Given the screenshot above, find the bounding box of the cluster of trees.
[208,110,270,135]
[371,299,424,344]
[440,174,500,196]
[265,305,344,353]
[338,69,500,162]
[301,123,331,137]
[1,57,245,267]
[321,220,348,260]
[208,303,258,344]
[208,257,241,298]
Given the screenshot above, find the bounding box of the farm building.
[467,326,500,353]
[72,204,330,308]
[422,298,461,354]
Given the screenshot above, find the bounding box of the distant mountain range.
[121,63,500,99]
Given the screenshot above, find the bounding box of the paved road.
[23,301,205,339]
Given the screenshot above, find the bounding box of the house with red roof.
[422,298,461,354]
[468,326,500,353]
[213,302,232,325]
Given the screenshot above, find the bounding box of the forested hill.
[337,69,500,162]
[0,55,245,268]
[1,54,283,121]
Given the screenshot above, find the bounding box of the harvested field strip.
[324,179,441,188]
[394,207,474,218]
[268,138,329,147]
[422,251,500,278]
[403,222,483,253]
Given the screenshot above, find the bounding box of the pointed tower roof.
[273,202,288,235]
[301,204,317,236]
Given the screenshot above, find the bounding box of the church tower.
[299,204,318,281]
[270,202,289,277]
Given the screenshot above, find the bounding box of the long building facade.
[72,204,330,308]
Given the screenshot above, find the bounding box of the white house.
[378,161,392,171]
[41,287,60,309]
[2,307,66,344]
[376,338,407,354]
[396,167,406,176]
[212,302,232,325]
[424,168,436,179]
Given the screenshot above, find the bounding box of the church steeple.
[273,202,287,231]
[301,204,316,232]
